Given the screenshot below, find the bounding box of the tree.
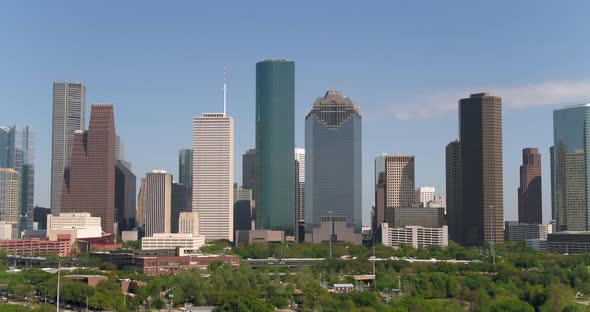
[490,299,535,312]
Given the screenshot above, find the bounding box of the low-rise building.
[504,221,552,241]
[389,207,444,228]
[47,213,103,246]
[0,221,13,240]
[141,233,206,251]
[122,230,138,242]
[382,224,448,248]
[305,216,362,244]
[135,254,240,275]
[330,284,355,293]
[235,230,285,245]
[63,275,108,287]
[545,231,590,254]
[0,237,71,257]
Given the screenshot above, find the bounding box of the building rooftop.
[555,103,590,111]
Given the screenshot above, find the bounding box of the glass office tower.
[255,59,295,235]
[553,104,590,231]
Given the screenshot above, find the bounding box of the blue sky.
[2,1,590,225]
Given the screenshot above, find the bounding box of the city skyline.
[3,2,590,226]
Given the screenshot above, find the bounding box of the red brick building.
[135,255,240,275]
[61,104,116,234]
[0,238,71,257]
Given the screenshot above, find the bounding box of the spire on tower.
[223,65,227,116]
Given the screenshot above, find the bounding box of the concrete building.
[384,155,415,225]
[0,168,19,238]
[121,230,138,242]
[545,231,590,254]
[47,213,103,246]
[193,113,234,241]
[115,161,136,232]
[552,104,590,231]
[295,148,305,225]
[550,145,556,221]
[242,149,257,191]
[0,238,71,257]
[459,93,504,245]
[382,224,448,248]
[415,186,436,207]
[445,140,461,243]
[51,82,86,215]
[235,229,285,245]
[518,148,542,224]
[305,91,362,232]
[0,221,13,240]
[372,172,386,241]
[61,104,116,234]
[255,59,295,235]
[178,149,193,188]
[179,211,200,236]
[139,170,172,237]
[172,183,191,233]
[305,215,362,244]
[0,125,35,233]
[141,233,206,251]
[504,221,551,241]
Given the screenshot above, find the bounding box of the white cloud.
[387,79,590,119]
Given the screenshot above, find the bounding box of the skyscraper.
[51,82,86,215]
[0,168,19,238]
[61,104,116,234]
[178,149,193,188]
[0,126,35,233]
[415,186,436,207]
[550,145,556,221]
[305,90,362,231]
[459,92,503,245]
[115,160,136,232]
[294,148,305,224]
[553,104,590,231]
[518,148,542,224]
[140,170,172,237]
[384,155,415,225]
[193,113,234,241]
[255,59,295,235]
[242,149,257,191]
[172,183,191,233]
[445,140,461,243]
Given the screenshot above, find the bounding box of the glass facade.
[553,104,590,231]
[255,60,295,235]
[178,149,193,187]
[305,91,362,231]
[0,126,35,235]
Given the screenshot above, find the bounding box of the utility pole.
[56,260,61,312]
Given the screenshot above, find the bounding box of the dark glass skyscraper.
[178,149,193,188]
[553,104,590,231]
[115,160,136,232]
[518,148,542,224]
[305,90,362,231]
[445,140,461,243]
[459,93,503,245]
[242,149,257,191]
[61,104,116,234]
[255,59,295,235]
[171,183,191,233]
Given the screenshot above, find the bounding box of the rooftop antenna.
[223,65,227,116]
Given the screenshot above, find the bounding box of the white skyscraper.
[295,148,305,222]
[193,113,234,241]
[415,186,436,207]
[0,168,20,239]
[51,82,86,215]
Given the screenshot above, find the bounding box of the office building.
[295,148,305,224]
[51,82,86,215]
[233,184,253,232]
[172,183,191,233]
[141,233,206,251]
[33,206,50,230]
[0,222,13,240]
[305,90,362,232]
[178,211,200,236]
[382,224,448,248]
[193,113,234,241]
[384,155,415,225]
[242,149,257,191]
[445,140,461,243]
[0,125,35,234]
[115,135,131,169]
[553,104,590,231]
[305,215,362,244]
[178,149,193,187]
[550,146,556,221]
[372,172,386,240]
[235,230,285,245]
[390,207,445,228]
[415,186,436,207]
[61,104,116,234]
[518,148,542,224]
[459,93,504,245]
[139,170,172,237]
[504,221,551,241]
[0,168,19,238]
[136,177,146,230]
[255,59,295,235]
[115,161,136,232]
[47,212,103,244]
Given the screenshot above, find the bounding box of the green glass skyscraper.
[255,59,295,235]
